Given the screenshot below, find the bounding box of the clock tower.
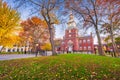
[62,13,79,52]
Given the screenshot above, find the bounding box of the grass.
[0,54,120,80]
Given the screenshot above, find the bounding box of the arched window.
[69,30,71,33]
[69,34,71,37]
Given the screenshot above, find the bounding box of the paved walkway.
[0,54,41,61]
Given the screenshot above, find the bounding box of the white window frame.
[69,30,71,33]
[69,34,71,37]
[83,39,86,43]
[79,47,82,50]
[87,39,90,43]
[84,46,86,50]
[79,40,82,43]
[88,46,91,50]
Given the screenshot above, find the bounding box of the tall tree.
[0,0,20,52]
[20,16,49,56]
[66,0,105,55]
[14,0,62,55]
[99,0,120,57]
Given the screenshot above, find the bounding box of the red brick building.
[60,13,94,53]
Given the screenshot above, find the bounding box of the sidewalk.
[0,54,41,61]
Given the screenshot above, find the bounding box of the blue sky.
[4,0,98,44]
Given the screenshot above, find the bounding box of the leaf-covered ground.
[0,54,120,80]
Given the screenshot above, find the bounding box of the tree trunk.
[49,25,56,55]
[0,46,4,53]
[32,44,37,57]
[95,25,105,55]
[35,44,38,57]
[110,26,118,57]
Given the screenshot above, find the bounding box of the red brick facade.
[60,28,94,53]
[60,13,94,53]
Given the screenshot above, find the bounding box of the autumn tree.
[104,36,120,46]
[99,0,120,57]
[65,0,105,55]
[20,16,49,56]
[14,0,63,55]
[115,37,120,46]
[0,0,20,52]
[41,43,52,51]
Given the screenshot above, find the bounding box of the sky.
[4,0,99,44]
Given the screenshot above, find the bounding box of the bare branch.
[29,0,42,7]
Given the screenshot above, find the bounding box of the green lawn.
[0,54,120,80]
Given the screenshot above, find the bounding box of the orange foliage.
[20,16,49,47]
[41,43,51,51]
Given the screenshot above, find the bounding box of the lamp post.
[62,42,65,54]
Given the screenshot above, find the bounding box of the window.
[69,30,71,33]
[87,39,90,43]
[84,46,86,50]
[79,40,82,43]
[68,40,73,45]
[79,47,82,50]
[88,46,91,50]
[69,35,71,37]
[83,39,86,43]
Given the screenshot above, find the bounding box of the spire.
[69,12,74,20]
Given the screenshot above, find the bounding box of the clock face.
[67,19,76,28]
[68,24,72,28]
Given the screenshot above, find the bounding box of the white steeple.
[67,12,77,29]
